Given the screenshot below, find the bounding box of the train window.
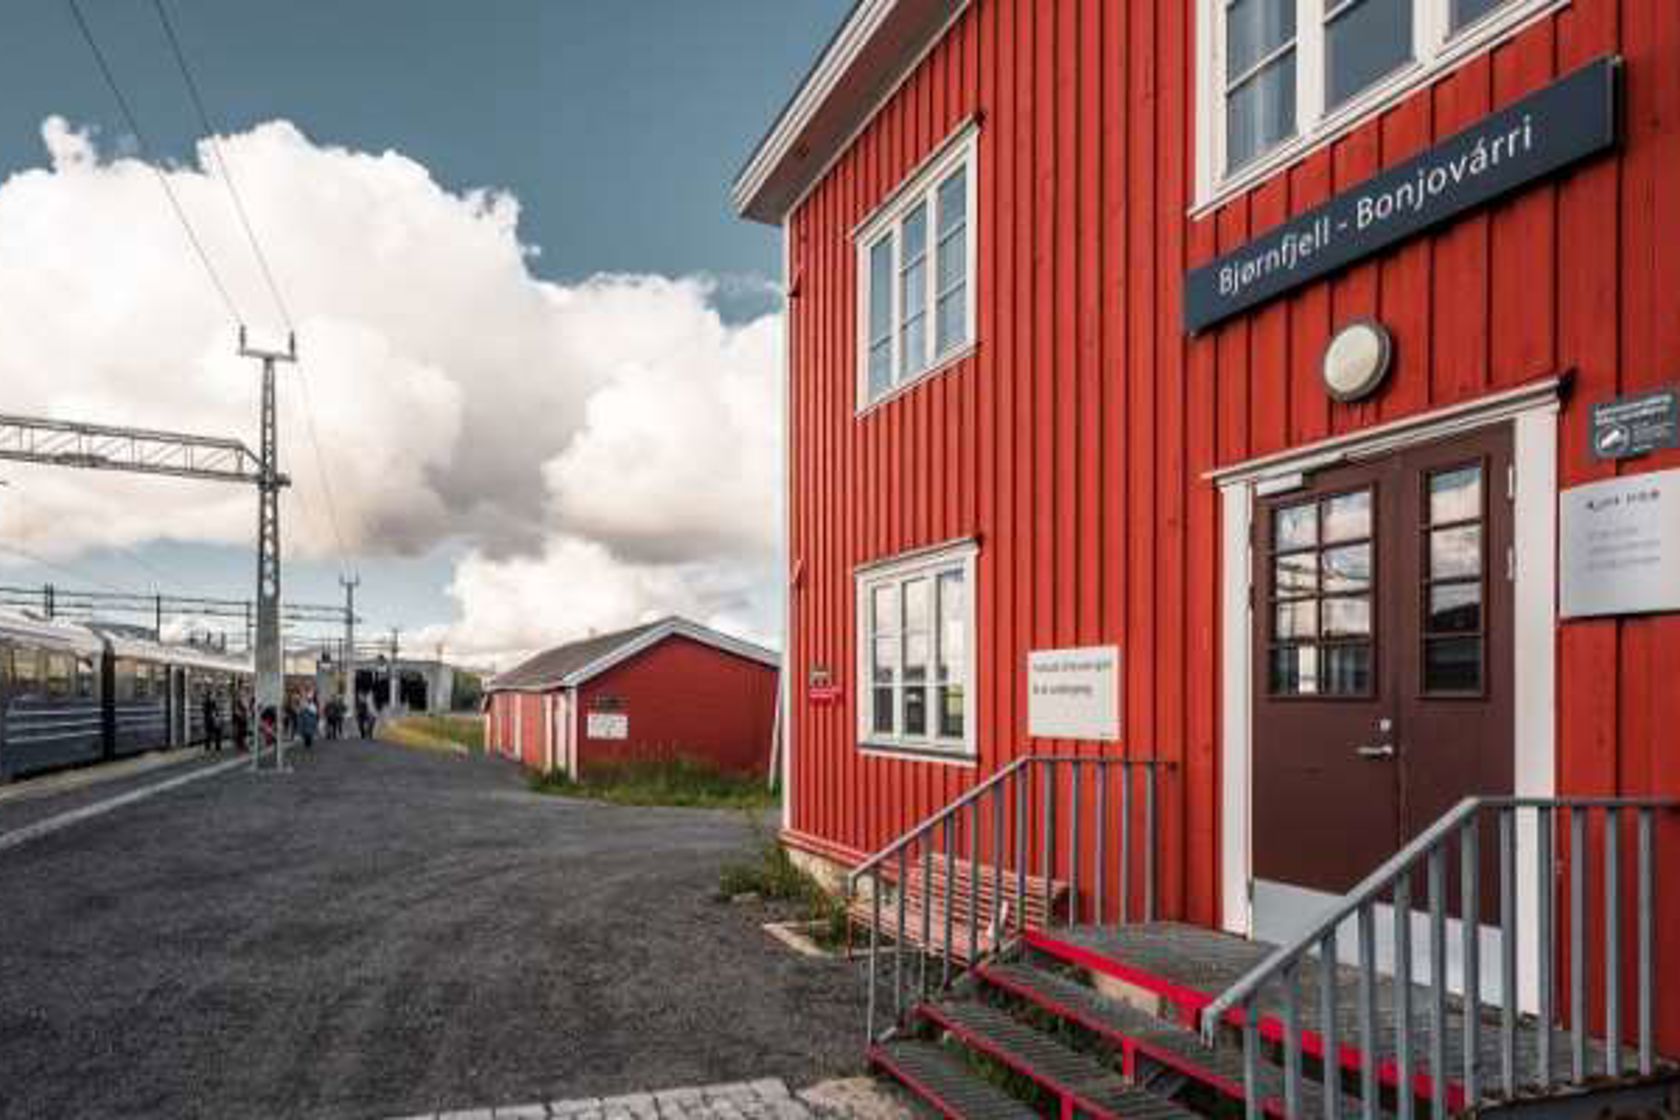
[76,656,96,699]
[45,653,74,698]
[13,648,42,694]
[0,645,10,687]
[114,659,137,702]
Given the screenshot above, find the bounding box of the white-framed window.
[855,540,977,757]
[1197,0,1566,208]
[855,124,977,410]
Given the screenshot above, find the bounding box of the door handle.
[1355,744,1396,760]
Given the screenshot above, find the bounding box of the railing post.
[1537,806,1554,1087]
[895,845,907,1018]
[1462,819,1482,1105]
[1121,763,1132,924]
[1429,847,1448,1118]
[867,869,880,1044]
[1283,961,1302,1120]
[992,785,1004,937]
[1145,763,1157,921]
[1500,806,1517,1097]
[1095,759,1108,926]
[1043,758,1056,913]
[1016,769,1028,937]
[1605,805,1621,1078]
[921,832,933,996]
[1069,759,1081,929]
[1571,806,1586,1083]
[1394,876,1414,1120]
[1319,930,1340,1120]
[1358,904,1379,1120]
[943,815,955,988]
[1244,999,1262,1120]
[1638,808,1654,1077]
[968,799,980,965]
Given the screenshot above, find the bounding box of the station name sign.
[1184,56,1620,334]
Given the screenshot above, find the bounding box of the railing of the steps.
[847,754,1172,1044]
[1199,795,1679,1120]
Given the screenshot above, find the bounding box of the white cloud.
[0,117,782,662]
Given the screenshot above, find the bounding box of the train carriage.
[0,610,106,778]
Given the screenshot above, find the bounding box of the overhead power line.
[150,0,292,333]
[65,0,244,326]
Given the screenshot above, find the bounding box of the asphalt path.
[0,739,865,1119]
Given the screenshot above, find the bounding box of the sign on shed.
[1027,646,1121,742]
[1560,469,1680,618]
[586,711,629,740]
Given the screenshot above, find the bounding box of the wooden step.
[869,1039,1038,1120]
[979,959,1374,1120]
[1026,923,1655,1110]
[919,998,1198,1120]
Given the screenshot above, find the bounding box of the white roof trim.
[559,619,779,688]
[733,0,898,221]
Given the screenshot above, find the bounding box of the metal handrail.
[1198,793,1678,1119]
[846,755,1032,886]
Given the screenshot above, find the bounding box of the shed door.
[1252,426,1514,901]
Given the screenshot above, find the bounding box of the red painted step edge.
[1024,929,1467,1111]
[868,1044,982,1120]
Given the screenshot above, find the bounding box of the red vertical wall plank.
[1488,25,1559,389]
[1429,57,1493,406]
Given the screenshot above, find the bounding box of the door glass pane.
[1275,554,1317,598]
[1429,464,1482,524]
[1322,490,1372,543]
[1270,644,1320,695]
[1430,525,1482,580]
[1428,582,1482,633]
[1451,0,1510,32]
[903,686,928,736]
[1274,502,1317,551]
[1325,0,1413,110]
[938,684,964,739]
[1321,543,1372,593]
[1323,597,1372,637]
[1275,600,1318,640]
[1424,637,1482,693]
[1227,53,1297,171]
[1321,644,1373,694]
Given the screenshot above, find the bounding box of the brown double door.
[1252,426,1515,898]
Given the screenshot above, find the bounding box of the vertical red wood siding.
[573,636,777,779]
[782,0,1680,1050]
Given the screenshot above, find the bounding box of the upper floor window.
[856,539,977,758]
[856,125,977,410]
[1201,0,1561,205]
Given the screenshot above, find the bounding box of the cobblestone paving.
[390,1076,906,1120]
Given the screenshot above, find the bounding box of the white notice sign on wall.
[1560,468,1680,619]
[586,711,629,740]
[1027,646,1121,741]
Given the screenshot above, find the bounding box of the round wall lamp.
[1322,319,1393,403]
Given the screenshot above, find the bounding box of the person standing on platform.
[202,692,222,753]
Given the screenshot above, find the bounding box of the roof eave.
[732,0,967,226]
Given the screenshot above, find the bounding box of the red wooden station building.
[735,0,1680,1115]
[483,617,778,779]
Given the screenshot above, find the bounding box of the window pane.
[1227,0,1296,79]
[1270,644,1319,695]
[1322,643,1373,695]
[900,204,928,374]
[938,684,965,740]
[1323,596,1372,638]
[868,237,894,398]
[937,570,966,679]
[937,167,967,238]
[873,637,898,683]
[904,634,931,683]
[1451,0,1510,32]
[872,584,898,633]
[903,577,930,631]
[1275,599,1318,640]
[873,688,895,735]
[1275,554,1317,598]
[903,685,928,736]
[1323,490,1371,542]
[1428,582,1482,633]
[1429,464,1482,524]
[1424,637,1482,693]
[936,253,967,355]
[1227,52,1296,172]
[1325,0,1413,109]
[1322,543,1372,593]
[1274,501,1317,551]
[1430,525,1482,580]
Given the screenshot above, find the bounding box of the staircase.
[845,766,1680,1119]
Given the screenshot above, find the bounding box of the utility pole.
[240,327,296,772]
[340,573,359,714]
[388,626,401,713]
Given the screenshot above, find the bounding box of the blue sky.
[0,1,846,662]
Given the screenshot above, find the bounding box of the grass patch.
[718,814,851,950]
[380,713,484,755]
[527,756,778,811]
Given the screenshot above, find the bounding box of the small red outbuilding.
[482,617,779,779]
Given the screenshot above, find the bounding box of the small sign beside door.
[1589,388,1679,461]
[586,711,628,740]
[1027,646,1121,742]
[1560,468,1680,618]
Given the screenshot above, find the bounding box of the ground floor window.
[855,539,977,758]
